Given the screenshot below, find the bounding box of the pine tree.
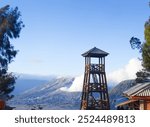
[129,4,150,82]
[142,19,150,71]
[142,43,150,71]
[145,17,150,46]
[0,5,24,100]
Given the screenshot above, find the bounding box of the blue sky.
[0,0,149,76]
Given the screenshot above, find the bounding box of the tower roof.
[82,47,109,57]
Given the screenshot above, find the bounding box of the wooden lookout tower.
[80,47,110,110]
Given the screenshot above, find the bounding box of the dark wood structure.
[116,82,150,110]
[80,47,110,110]
[0,100,5,110]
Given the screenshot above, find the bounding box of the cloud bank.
[107,58,142,84]
[61,58,142,92]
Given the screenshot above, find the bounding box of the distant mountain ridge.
[11,73,57,95]
[12,79,49,95]
[8,76,81,109]
[8,74,135,110]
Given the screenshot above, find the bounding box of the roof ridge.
[124,82,150,96]
[82,47,109,57]
[132,85,150,96]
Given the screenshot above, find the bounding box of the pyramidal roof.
[82,47,109,57]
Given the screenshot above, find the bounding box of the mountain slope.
[12,74,55,95]
[12,79,49,95]
[8,77,82,110]
[109,80,135,109]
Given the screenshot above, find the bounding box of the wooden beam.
[130,96,150,100]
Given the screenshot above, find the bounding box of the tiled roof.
[135,89,150,96]
[82,47,109,57]
[123,82,150,97]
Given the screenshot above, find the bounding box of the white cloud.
[61,58,142,92]
[107,58,142,83]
